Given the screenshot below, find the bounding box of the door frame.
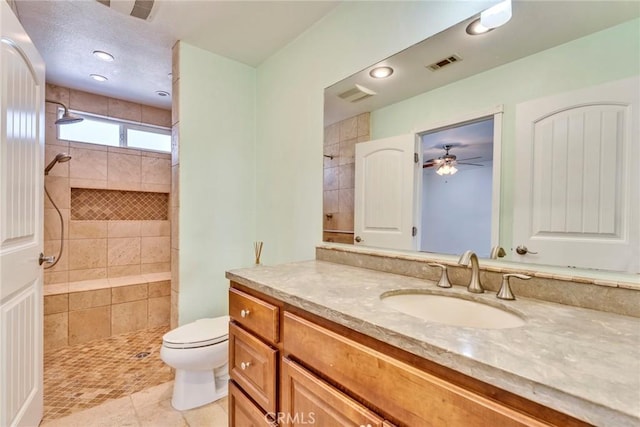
[414,105,503,252]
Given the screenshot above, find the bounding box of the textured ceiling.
[15,0,339,109]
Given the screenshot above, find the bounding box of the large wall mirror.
[323,1,640,276]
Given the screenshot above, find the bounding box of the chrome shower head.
[45,99,84,125]
[55,110,84,125]
[44,152,72,175]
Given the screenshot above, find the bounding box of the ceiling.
[14,0,340,109]
[325,1,640,126]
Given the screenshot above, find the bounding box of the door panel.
[354,134,418,250]
[1,2,46,426]
[514,77,639,273]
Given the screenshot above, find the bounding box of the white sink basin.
[380,291,525,329]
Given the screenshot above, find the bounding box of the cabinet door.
[229,287,280,343]
[281,357,385,427]
[230,322,278,413]
[229,381,276,427]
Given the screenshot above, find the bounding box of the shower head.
[44,153,72,175]
[45,99,84,125]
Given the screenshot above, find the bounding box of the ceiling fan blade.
[458,162,484,167]
[457,156,482,162]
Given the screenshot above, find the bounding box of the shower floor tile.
[43,325,173,422]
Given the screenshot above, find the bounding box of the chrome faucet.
[458,250,484,293]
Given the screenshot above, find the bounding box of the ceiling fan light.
[449,165,458,175]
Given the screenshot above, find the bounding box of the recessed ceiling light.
[156,90,170,97]
[369,66,394,79]
[466,18,493,35]
[92,50,114,62]
[90,74,108,82]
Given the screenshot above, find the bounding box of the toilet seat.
[163,316,229,349]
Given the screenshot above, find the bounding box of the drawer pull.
[240,361,252,370]
[240,309,251,318]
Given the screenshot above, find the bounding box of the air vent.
[427,54,462,71]
[96,0,155,20]
[338,84,376,103]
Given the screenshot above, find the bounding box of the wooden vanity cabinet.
[228,282,588,427]
[281,357,388,427]
[229,287,280,426]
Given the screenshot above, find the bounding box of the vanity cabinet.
[281,357,388,427]
[228,282,588,427]
[229,288,280,425]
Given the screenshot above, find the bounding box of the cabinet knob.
[240,361,251,370]
[240,309,250,318]
[355,236,363,243]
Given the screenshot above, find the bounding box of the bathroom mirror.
[323,1,640,275]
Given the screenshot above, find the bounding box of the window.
[57,110,171,153]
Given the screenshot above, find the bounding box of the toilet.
[160,315,230,411]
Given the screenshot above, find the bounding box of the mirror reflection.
[323,1,640,274]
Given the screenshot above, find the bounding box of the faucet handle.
[428,263,452,288]
[497,273,531,300]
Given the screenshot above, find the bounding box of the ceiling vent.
[338,84,376,103]
[426,54,462,71]
[96,0,155,20]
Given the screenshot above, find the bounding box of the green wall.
[176,1,499,321]
[178,43,256,323]
[370,18,640,249]
[254,0,494,264]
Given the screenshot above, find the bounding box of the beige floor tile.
[217,396,229,415]
[130,381,174,411]
[41,396,138,427]
[181,400,228,427]
[134,399,187,427]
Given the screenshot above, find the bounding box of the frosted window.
[127,129,171,152]
[58,116,120,147]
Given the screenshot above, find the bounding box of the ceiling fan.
[423,145,483,175]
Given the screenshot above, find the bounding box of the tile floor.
[41,325,228,426]
[40,381,228,427]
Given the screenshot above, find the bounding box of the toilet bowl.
[160,315,230,411]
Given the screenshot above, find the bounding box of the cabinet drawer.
[230,322,278,413]
[283,312,549,427]
[229,380,276,427]
[229,287,279,343]
[281,357,385,427]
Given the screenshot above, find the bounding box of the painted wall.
[254,1,494,265]
[421,163,493,257]
[370,18,640,249]
[174,2,498,322]
[177,43,256,323]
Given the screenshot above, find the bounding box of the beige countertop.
[227,260,640,427]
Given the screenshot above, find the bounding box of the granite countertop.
[226,260,640,427]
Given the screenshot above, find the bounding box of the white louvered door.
[513,77,639,273]
[1,2,46,426]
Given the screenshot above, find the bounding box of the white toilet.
[160,315,230,411]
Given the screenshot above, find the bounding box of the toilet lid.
[163,315,229,349]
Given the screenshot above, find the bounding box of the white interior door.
[354,134,418,251]
[513,77,639,273]
[1,3,46,426]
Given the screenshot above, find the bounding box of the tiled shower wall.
[170,43,180,329]
[323,113,370,244]
[44,84,172,285]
